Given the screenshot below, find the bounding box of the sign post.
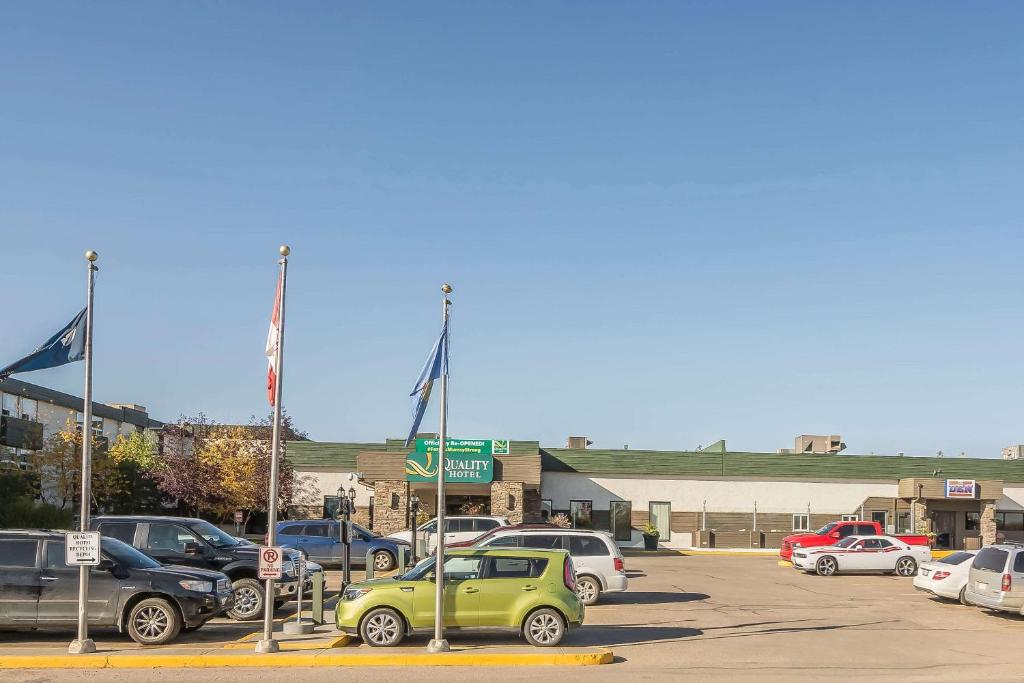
[258,546,283,580]
[69,251,98,656]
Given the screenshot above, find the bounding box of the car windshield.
[398,556,436,581]
[188,520,241,548]
[103,537,161,569]
[814,523,836,535]
[834,537,858,548]
[353,523,377,539]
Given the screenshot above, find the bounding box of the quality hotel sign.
[405,438,506,483]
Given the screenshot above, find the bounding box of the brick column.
[490,481,525,524]
[372,480,409,536]
[522,489,543,523]
[981,502,997,546]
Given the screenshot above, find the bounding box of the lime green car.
[335,547,584,647]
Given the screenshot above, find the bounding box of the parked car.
[473,528,627,605]
[275,519,409,571]
[964,544,1024,614]
[781,520,929,561]
[90,515,303,621]
[791,535,931,576]
[447,523,560,549]
[0,530,233,644]
[387,516,510,554]
[913,550,977,603]
[335,548,584,647]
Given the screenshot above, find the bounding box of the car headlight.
[179,580,214,593]
[282,560,296,576]
[342,587,371,601]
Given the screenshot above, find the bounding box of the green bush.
[0,496,73,529]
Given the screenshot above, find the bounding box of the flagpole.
[256,245,289,654]
[69,250,98,655]
[427,283,452,654]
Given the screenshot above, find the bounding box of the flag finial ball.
[279,245,291,256]
[85,250,98,262]
[441,283,453,294]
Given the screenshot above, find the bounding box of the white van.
[476,528,628,605]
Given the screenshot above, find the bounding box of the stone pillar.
[912,499,929,535]
[981,502,997,546]
[372,480,409,536]
[523,489,543,523]
[490,481,525,524]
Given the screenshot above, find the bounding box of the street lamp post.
[410,494,421,563]
[338,485,357,589]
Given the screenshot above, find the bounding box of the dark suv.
[90,516,302,621]
[0,529,233,644]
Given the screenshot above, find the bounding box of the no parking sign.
[259,546,283,579]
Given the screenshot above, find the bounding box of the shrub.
[0,496,73,529]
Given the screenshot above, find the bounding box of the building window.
[610,501,632,542]
[569,500,593,529]
[322,496,341,519]
[997,512,1024,531]
[540,499,552,521]
[20,398,37,421]
[792,514,809,531]
[897,512,911,534]
[2,393,17,416]
[841,514,858,521]
[965,512,981,532]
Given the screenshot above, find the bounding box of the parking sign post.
[426,284,452,654]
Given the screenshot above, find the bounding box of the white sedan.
[913,550,977,603]
[792,535,932,577]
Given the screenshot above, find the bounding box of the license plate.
[976,581,987,591]
[921,569,930,576]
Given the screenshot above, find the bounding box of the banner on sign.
[65,532,101,566]
[259,546,283,579]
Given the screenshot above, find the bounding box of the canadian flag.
[265,272,282,406]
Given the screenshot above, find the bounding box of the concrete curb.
[221,635,351,651]
[0,648,613,669]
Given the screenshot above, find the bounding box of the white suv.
[387,515,509,554]
[476,528,628,605]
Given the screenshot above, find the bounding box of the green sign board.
[414,438,509,455]
[406,438,504,483]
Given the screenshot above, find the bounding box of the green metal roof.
[541,448,1024,483]
[286,439,1024,483]
[286,441,385,468]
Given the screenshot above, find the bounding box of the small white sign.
[65,532,101,566]
[259,546,283,579]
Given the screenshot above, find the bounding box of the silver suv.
[964,543,1024,614]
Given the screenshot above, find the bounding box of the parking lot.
[5,553,1024,681]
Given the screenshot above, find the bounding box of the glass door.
[610,501,632,542]
[649,502,671,542]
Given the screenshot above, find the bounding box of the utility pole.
[426,283,452,654]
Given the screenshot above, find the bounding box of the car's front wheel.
[523,608,566,647]
[359,607,405,647]
[227,577,265,621]
[127,597,182,645]
[815,556,838,576]
[373,550,396,572]
[894,557,917,577]
[575,576,601,606]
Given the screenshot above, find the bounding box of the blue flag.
[404,324,448,447]
[0,308,87,380]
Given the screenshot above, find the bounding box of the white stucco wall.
[293,467,375,509]
[998,487,1024,511]
[540,472,899,514]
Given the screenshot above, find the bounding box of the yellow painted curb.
[222,635,351,651]
[777,560,793,567]
[0,648,613,669]
[931,550,956,559]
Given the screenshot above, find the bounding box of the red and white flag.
[265,272,282,406]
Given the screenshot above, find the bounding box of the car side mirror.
[853,546,863,552]
[97,558,116,571]
[425,570,436,582]
[183,542,202,555]
[829,531,840,540]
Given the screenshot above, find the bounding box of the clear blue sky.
[2,3,1022,457]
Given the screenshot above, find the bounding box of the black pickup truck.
[90,515,303,621]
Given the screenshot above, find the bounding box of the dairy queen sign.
[945,479,978,499]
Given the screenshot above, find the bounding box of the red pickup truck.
[779,520,929,560]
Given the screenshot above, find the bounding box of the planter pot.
[642,533,659,550]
